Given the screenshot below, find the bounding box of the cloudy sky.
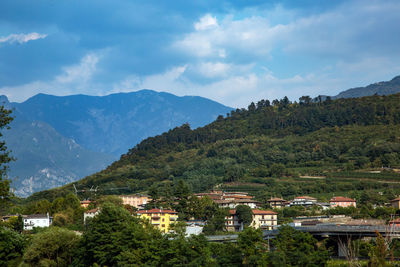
[1,0,400,107]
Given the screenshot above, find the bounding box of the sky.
[1,0,400,108]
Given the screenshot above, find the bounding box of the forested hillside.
[28,94,400,202]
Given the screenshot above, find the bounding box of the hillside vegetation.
[28,94,400,202]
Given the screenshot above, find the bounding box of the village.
[4,191,400,235]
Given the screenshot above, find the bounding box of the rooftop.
[85,208,99,213]
[137,209,178,214]
[294,196,317,200]
[267,197,286,202]
[25,214,49,219]
[330,196,356,202]
[228,209,277,215]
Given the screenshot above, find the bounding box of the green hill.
[28,94,400,202]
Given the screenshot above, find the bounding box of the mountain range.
[3,75,400,198]
[1,91,232,196]
[332,75,400,99]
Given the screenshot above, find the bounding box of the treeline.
[116,93,400,167]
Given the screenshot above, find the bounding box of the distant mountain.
[4,117,114,197]
[333,75,400,99]
[1,91,232,196]
[13,90,233,156]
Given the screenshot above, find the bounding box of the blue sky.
[1,0,400,107]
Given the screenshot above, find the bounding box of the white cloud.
[194,14,218,31]
[0,53,101,102]
[0,32,47,44]
[174,15,283,59]
[56,54,99,84]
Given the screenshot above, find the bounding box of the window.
[162,218,165,222]
[162,224,165,227]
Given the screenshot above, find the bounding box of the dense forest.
[26,93,400,202]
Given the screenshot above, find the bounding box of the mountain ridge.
[332,75,400,99]
[2,91,233,196]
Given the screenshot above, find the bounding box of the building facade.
[119,194,151,209]
[330,196,357,208]
[290,196,317,207]
[84,208,99,223]
[137,209,178,233]
[214,199,260,209]
[390,197,400,209]
[23,213,52,230]
[267,197,288,209]
[80,200,92,208]
[226,209,278,231]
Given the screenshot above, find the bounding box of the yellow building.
[391,197,400,209]
[137,209,178,233]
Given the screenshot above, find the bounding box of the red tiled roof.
[214,199,260,204]
[137,209,178,214]
[80,200,91,204]
[252,209,277,215]
[330,196,356,202]
[86,208,99,213]
[390,197,400,202]
[294,196,317,200]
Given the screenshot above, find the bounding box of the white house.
[23,213,52,230]
[214,199,260,209]
[290,196,317,207]
[84,208,99,223]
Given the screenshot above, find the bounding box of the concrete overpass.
[206,224,400,256]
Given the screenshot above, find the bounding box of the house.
[330,196,357,208]
[194,190,223,200]
[80,200,92,208]
[185,221,205,236]
[389,218,400,228]
[119,194,151,209]
[137,209,178,233]
[214,199,260,209]
[23,213,52,230]
[390,197,400,209]
[84,208,99,223]
[251,210,278,230]
[290,196,317,207]
[267,197,288,209]
[226,209,278,231]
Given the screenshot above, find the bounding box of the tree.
[270,163,285,177]
[0,226,26,266]
[0,106,13,209]
[96,195,123,207]
[235,205,253,227]
[74,202,164,266]
[270,225,329,266]
[237,227,269,265]
[203,208,230,234]
[23,227,80,266]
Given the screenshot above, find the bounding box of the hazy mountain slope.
[3,115,114,197]
[13,90,233,156]
[333,75,400,99]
